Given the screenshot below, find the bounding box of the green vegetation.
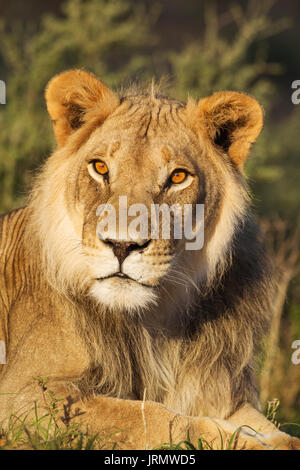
[0,378,118,450]
[0,380,287,450]
[0,0,299,427]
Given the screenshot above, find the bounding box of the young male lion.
[0,70,299,450]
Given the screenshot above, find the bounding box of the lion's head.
[27,70,263,314]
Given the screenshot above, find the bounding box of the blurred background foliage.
[0,0,299,429]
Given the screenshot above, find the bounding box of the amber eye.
[93,160,109,175]
[170,170,188,184]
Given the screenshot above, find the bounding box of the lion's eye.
[170,170,188,184]
[93,160,109,175]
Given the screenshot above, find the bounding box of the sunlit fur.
[1,70,275,421]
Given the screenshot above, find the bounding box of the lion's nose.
[103,239,151,265]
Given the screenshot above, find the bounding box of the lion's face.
[71,96,206,311]
[31,70,263,313]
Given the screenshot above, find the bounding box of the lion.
[0,69,299,450]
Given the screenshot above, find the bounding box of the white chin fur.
[90,278,158,313]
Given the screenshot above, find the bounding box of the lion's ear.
[191,91,263,169]
[45,70,120,147]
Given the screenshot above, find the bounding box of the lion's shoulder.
[0,206,31,302]
[0,208,29,371]
[0,207,29,259]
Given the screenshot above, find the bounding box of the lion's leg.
[30,393,283,450]
[0,381,226,450]
[65,395,210,450]
[1,380,299,450]
[228,403,277,433]
[0,380,272,450]
[226,402,300,450]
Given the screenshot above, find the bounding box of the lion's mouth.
[96,272,154,288]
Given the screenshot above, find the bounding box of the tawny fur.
[0,70,299,450]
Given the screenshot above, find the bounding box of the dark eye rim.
[89,159,109,176]
[169,168,189,185]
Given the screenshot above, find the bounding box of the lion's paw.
[257,431,300,450]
